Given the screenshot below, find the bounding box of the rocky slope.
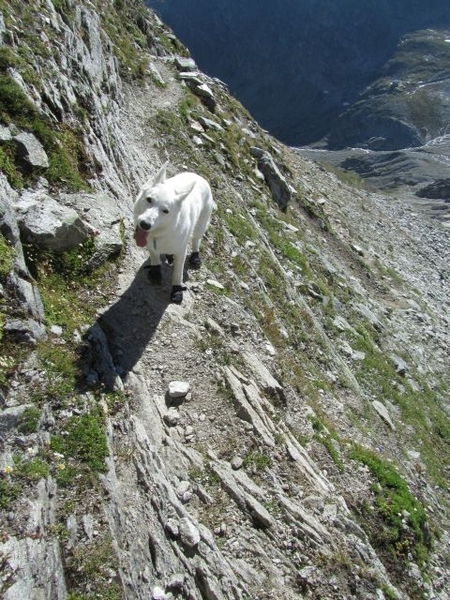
[0,2,449,600]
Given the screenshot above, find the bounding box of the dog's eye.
[146,196,153,204]
[162,208,169,214]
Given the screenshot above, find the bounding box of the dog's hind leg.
[189,204,213,267]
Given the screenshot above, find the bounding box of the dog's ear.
[153,161,169,186]
[174,180,196,203]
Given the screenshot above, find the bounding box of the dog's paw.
[146,264,162,283]
[188,251,201,268]
[170,285,186,304]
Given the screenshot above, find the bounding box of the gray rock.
[0,405,34,436]
[178,517,200,548]
[58,192,124,268]
[372,400,396,431]
[224,366,275,447]
[206,278,224,290]
[14,193,91,251]
[3,318,47,344]
[352,302,384,331]
[168,381,190,398]
[174,56,197,71]
[351,243,365,256]
[250,146,291,210]
[390,354,408,376]
[151,586,166,600]
[0,124,12,142]
[198,116,224,132]
[194,83,217,112]
[50,325,63,337]
[333,315,353,332]
[165,518,180,538]
[163,408,180,426]
[0,13,6,44]
[231,457,243,470]
[0,478,67,599]
[179,71,203,86]
[13,132,49,169]
[5,271,45,321]
[0,175,28,272]
[241,351,286,403]
[176,480,192,502]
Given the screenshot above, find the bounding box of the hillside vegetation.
[0,1,449,599]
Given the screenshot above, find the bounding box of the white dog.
[133,163,215,303]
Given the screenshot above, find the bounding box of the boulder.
[3,317,47,344]
[14,192,91,251]
[5,272,45,321]
[58,192,124,267]
[250,147,291,210]
[174,56,197,71]
[13,132,49,169]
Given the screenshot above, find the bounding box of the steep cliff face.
[0,2,449,600]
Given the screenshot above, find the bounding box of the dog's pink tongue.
[134,228,148,247]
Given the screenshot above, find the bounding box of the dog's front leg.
[147,244,162,283]
[170,250,187,303]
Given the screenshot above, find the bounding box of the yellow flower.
[58,463,66,470]
[4,466,13,474]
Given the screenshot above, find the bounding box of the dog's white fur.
[133,163,215,292]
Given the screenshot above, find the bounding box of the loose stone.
[168,381,191,398]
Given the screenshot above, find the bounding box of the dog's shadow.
[80,260,190,390]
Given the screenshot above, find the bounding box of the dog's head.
[133,163,196,247]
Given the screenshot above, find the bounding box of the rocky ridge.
[0,2,449,600]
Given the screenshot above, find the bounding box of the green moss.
[219,205,259,244]
[51,409,108,473]
[0,74,37,123]
[0,46,18,71]
[349,444,430,566]
[14,456,50,481]
[179,92,199,122]
[243,451,273,471]
[65,535,122,599]
[0,477,20,508]
[36,343,78,401]
[17,406,42,434]
[0,143,23,189]
[0,235,15,280]
[24,236,108,335]
[279,240,310,272]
